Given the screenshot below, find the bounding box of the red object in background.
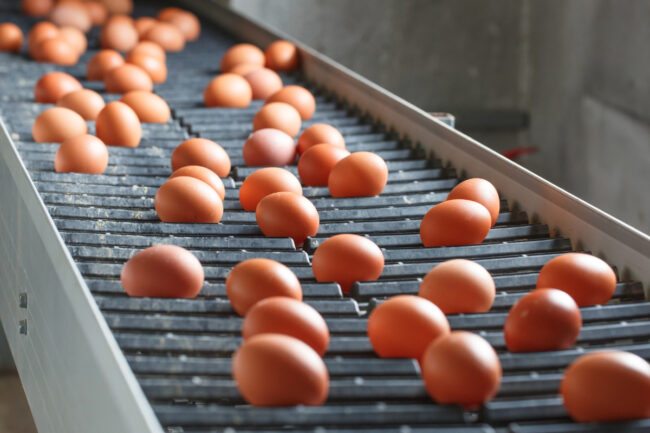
[501,146,538,160]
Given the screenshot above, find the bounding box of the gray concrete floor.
[0,373,38,433]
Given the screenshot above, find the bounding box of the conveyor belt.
[0,1,649,432]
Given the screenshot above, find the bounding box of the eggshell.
[154,176,223,223]
[328,152,388,197]
[242,128,297,167]
[229,62,262,76]
[121,245,204,298]
[126,52,167,83]
[32,107,87,143]
[27,21,58,59]
[22,0,54,16]
[232,334,329,406]
[267,85,316,120]
[163,10,200,42]
[368,295,450,360]
[57,89,105,120]
[170,165,225,200]
[561,351,650,422]
[34,71,82,103]
[203,73,252,108]
[447,178,500,226]
[420,199,492,247]
[242,297,329,355]
[99,0,132,15]
[239,167,302,211]
[265,40,300,71]
[504,288,581,352]
[253,102,301,137]
[171,138,231,177]
[120,90,170,123]
[104,64,153,93]
[256,192,319,247]
[311,234,384,293]
[100,15,138,52]
[58,26,86,55]
[95,101,141,147]
[0,23,23,53]
[421,331,502,409]
[129,40,165,63]
[419,259,495,314]
[226,258,302,316]
[143,22,185,52]
[84,1,108,26]
[38,37,78,65]
[134,17,156,38]
[156,7,184,21]
[536,253,617,307]
[86,49,124,81]
[49,3,91,32]
[221,43,265,72]
[298,123,345,154]
[298,144,350,186]
[244,68,283,100]
[54,134,108,174]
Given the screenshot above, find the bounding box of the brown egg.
[32,107,87,143]
[163,10,200,42]
[54,134,108,174]
[221,43,265,72]
[171,138,231,177]
[120,90,170,123]
[203,73,252,108]
[27,21,58,59]
[267,85,316,120]
[229,62,262,76]
[134,17,156,38]
[420,199,492,247]
[49,3,91,32]
[99,0,132,15]
[311,234,384,293]
[38,37,78,65]
[95,101,141,147]
[447,178,500,226]
[297,123,345,154]
[57,89,105,120]
[84,1,108,26]
[244,68,283,100]
[155,176,223,223]
[242,297,329,356]
[170,165,225,200]
[0,23,23,53]
[239,167,302,211]
[419,259,495,314]
[226,258,302,316]
[253,102,301,137]
[242,128,297,167]
[100,15,138,52]
[58,26,86,55]
[104,64,153,93]
[156,7,184,21]
[328,152,388,197]
[34,71,82,103]
[265,40,300,71]
[121,245,204,298]
[298,144,350,186]
[232,334,329,406]
[368,295,450,360]
[143,22,185,52]
[126,52,167,83]
[129,41,165,63]
[21,0,54,17]
[256,192,319,247]
[86,49,123,81]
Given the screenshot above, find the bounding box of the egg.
[83,1,108,26]
[32,107,87,143]
[100,15,138,52]
[419,259,495,314]
[297,144,350,187]
[54,134,108,174]
[244,68,283,100]
[311,234,384,293]
[49,3,91,32]
[242,128,297,167]
[221,43,265,72]
[100,0,132,16]
[253,102,301,137]
[421,331,501,408]
[328,152,388,197]
[169,165,225,200]
[126,52,167,83]
[242,297,329,355]
[256,192,319,247]
[21,0,54,16]
[162,10,200,42]
[447,178,500,226]
[155,176,223,223]
[226,258,302,316]
[420,199,492,247]
[86,49,124,81]
[232,334,329,406]
[561,351,650,422]
[38,37,78,65]
[298,123,345,154]
[143,22,185,52]
[58,26,86,55]
[203,73,252,108]
[230,62,262,76]
[239,167,302,211]
[368,295,450,360]
[504,288,581,353]
[171,138,231,177]
[27,21,58,59]
[134,17,156,38]
[536,253,617,307]
[95,101,141,147]
[0,23,23,53]
[119,90,170,123]
[156,7,183,21]
[129,40,166,63]
[265,40,300,71]
[57,89,105,120]
[267,85,316,120]
[120,245,204,298]
[104,64,153,93]
[34,71,82,103]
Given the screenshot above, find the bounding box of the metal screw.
[18,320,27,335]
[19,293,27,308]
